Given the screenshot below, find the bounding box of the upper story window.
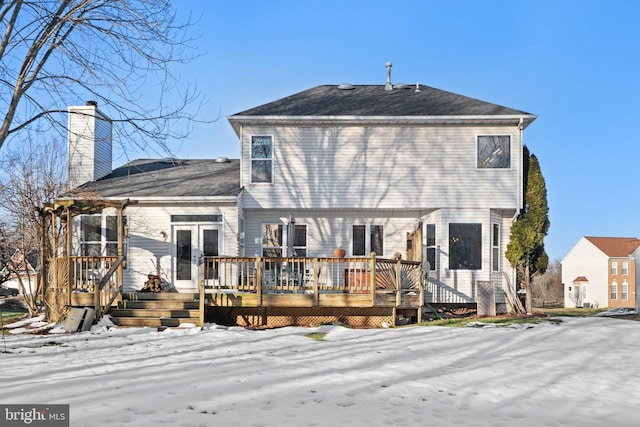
[611,261,618,275]
[449,223,482,270]
[251,135,273,183]
[352,225,384,256]
[621,261,628,275]
[477,135,511,169]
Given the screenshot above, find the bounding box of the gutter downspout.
[512,116,525,223]
[509,117,525,304]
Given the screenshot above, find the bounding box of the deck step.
[117,300,199,310]
[121,292,199,301]
[110,317,200,328]
[110,308,199,318]
[110,292,201,327]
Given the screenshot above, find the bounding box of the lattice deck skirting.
[206,306,399,328]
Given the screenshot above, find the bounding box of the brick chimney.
[67,101,112,188]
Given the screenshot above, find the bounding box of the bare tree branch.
[0,0,206,154]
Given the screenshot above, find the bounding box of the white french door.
[173,224,221,290]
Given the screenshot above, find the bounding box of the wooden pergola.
[39,198,133,323]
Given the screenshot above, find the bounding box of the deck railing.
[199,255,424,306]
[48,256,123,321]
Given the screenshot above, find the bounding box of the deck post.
[198,261,205,328]
[395,259,402,308]
[370,252,376,306]
[66,206,73,306]
[313,257,319,306]
[256,257,262,306]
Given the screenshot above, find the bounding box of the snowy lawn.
[0,316,638,427]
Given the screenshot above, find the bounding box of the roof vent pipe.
[385,62,393,91]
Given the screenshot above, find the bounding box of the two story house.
[562,236,640,309]
[50,67,537,326]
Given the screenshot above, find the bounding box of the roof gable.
[232,84,534,118]
[585,236,640,258]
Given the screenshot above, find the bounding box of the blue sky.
[143,0,640,263]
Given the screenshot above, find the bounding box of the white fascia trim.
[229,114,538,128]
[101,196,239,203]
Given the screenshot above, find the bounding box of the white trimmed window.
[491,223,500,272]
[611,261,617,275]
[426,224,436,271]
[79,214,127,258]
[622,281,629,300]
[292,224,307,257]
[449,223,482,270]
[477,135,511,169]
[261,224,282,257]
[251,135,273,183]
[261,223,307,257]
[622,261,628,275]
[611,281,618,300]
[352,225,384,256]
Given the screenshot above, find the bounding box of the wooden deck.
[50,255,425,328]
[199,255,424,327]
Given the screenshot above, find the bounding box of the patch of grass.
[306,332,327,341]
[1,310,28,325]
[535,307,604,317]
[420,314,556,328]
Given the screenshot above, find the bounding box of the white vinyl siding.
[241,125,520,210]
[120,203,238,292]
[243,209,419,259]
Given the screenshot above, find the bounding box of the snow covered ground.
[1,316,638,427]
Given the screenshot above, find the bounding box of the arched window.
[610,281,618,300]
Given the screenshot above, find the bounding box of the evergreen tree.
[506,147,550,313]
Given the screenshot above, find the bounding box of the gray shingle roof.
[76,158,241,198]
[232,84,532,117]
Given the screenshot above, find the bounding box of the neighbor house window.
[251,135,273,183]
[622,281,629,300]
[79,214,127,258]
[491,223,500,272]
[622,261,628,275]
[352,225,384,256]
[611,281,618,300]
[426,223,436,271]
[449,223,481,270]
[262,224,282,257]
[611,261,617,275]
[477,135,511,168]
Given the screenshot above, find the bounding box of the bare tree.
[0,138,67,316]
[0,0,203,154]
[531,259,563,308]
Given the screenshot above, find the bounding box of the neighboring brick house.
[562,237,640,309]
